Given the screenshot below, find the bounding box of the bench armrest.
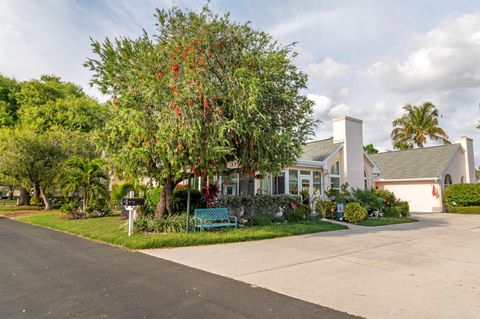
[228,215,237,225]
[193,216,203,227]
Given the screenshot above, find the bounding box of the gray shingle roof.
[300,137,342,162]
[369,144,460,180]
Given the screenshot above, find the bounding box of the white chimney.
[332,116,365,189]
[455,136,476,183]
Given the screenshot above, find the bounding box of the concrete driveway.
[143,213,480,319]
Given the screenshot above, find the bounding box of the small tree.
[57,157,109,211]
[363,144,378,154]
[86,6,315,218]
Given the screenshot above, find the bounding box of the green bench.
[193,208,237,231]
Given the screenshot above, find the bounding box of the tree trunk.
[33,183,40,198]
[7,187,14,200]
[40,188,50,210]
[155,180,176,218]
[17,187,30,206]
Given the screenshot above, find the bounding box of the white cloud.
[306,57,349,88]
[364,12,480,93]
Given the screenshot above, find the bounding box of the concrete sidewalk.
[143,213,480,319]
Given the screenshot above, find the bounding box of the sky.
[1,0,479,162]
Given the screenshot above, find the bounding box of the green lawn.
[357,217,418,227]
[16,213,348,249]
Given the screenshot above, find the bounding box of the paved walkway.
[0,218,357,319]
[143,213,480,319]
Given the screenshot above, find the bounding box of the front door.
[300,174,313,203]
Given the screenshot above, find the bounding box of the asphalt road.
[0,217,359,319]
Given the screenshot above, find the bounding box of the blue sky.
[1,0,479,161]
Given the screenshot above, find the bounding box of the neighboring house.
[371,137,476,212]
[211,116,476,213]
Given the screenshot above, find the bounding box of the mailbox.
[121,198,145,206]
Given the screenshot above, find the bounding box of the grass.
[357,217,418,227]
[16,213,348,249]
[0,205,44,216]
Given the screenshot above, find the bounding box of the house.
[371,136,476,212]
[214,116,476,213]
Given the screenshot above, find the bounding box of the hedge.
[216,194,302,217]
[445,184,480,207]
[446,206,480,214]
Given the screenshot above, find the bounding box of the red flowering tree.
[85,6,315,218]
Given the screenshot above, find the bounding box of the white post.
[128,191,135,237]
[128,207,134,237]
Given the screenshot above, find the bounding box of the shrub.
[215,194,302,218]
[285,207,306,222]
[134,214,194,233]
[85,196,111,217]
[144,187,162,215]
[397,200,410,217]
[383,206,401,217]
[30,195,43,206]
[344,202,368,224]
[447,206,480,214]
[251,213,284,226]
[445,184,480,207]
[316,200,336,218]
[351,188,384,213]
[375,189,396,207]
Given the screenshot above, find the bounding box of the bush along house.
[195,116,476,213]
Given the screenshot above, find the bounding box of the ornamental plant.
[344,202,368,224]
[86,5,315,218]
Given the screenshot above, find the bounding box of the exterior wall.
[376,180,443,213]
[333,117,365,189]
[455,137,476,183]
[441,148,466,185]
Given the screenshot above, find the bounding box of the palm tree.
[391,102,450,149]
[57,157,108,211]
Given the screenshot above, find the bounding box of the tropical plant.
[391,102,450,149]
[57,157,109,212]
[85,5,315,218]
[315,200,336,219]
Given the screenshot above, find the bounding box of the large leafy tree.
[0,127,97,209]
[0,74,21,127]
[16,75,107,133]
[391,102,450,149]
[85,6,315,218]
[0,75,107,207]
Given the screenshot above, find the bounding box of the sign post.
[121,192,145,237]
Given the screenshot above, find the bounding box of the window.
[330,161,340,190]
[288,170,299,194]
[444,174,452,188]
[273,172,285,194]
[222,174,238,195]
[313,171,321,196]
[239,174,255,195]
[258,174,272,195]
